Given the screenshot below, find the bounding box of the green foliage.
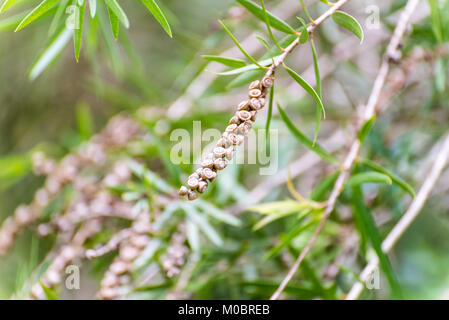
[347,171,392,187]
[350,186,402,297]
[236,0,297,34]
[201,55,246,68]
[277,104,337,164]
[332,10,364,43]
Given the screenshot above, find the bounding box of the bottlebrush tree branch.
[345,133,449,300]
[270,0,421,300]
[179,0,350,200]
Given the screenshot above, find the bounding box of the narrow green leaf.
[0,11,27,32]
[347,171,392,187]
[265,85,274,137]
[358,116,376,142]
[332,10,364,43]
[248,199,308,216]
[435,57,446,92]
[140,0,172,37]
[213,56,277,76]
[310,39,321,145]
[298,0,313,24]
[236,0,296,34]
[260,0,282,51]
[255,36,274,65]
[48,0,70,37]
[76,103,94,141]
[194,199,242,227]
[277,104,337,164]
[310,170,339,201]
[0,154,31,190]
[265,219,316,259]
[218,20,264,69]
[296,17,309,44]
[148,127,181,185]
[107,5,119,39]
[40,282,59,300]
[104,0,129,28]
[201,55,246,68]
[183,204,223,246]
[29,28,72,80]
[283,64,325,118]
[186,219,201,252]
[253,212,292,230]
[428,0,442,43]
[226,69,263,89]
[74,0,86,62]
[15,0,60,31]
[351,186,402,297]
[358,158,415,198]
[89,0,96,17]
[0,0,20,13]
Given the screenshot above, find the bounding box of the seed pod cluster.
[178,76,273,200]
[97,211,151,300]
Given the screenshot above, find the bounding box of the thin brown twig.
[345,133,449,300]
[270,0,421,300]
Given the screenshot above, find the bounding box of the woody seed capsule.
[214,158,227,170]
[225,124,238,132]
[237,110,252,122]
[197,180,208,193]
[250,98,262,110]
[238,123,250,135]
[248,89,262,98]
[261,76,273,88]
[229,115,241,125]
[187,190,198,201]
[201,158,214,168]
[250,110,257,122]
[213,147,226,158]
[189,172,200,180]
[249,80,261,90]
[237,101,249,111]
[217,137,231,148]
[201,168,217,181]
[178,186,188,197]
[187,177,199,189]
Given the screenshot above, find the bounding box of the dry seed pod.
[187,177,199,190]
[189,172,200,180]
[217,137,231,148]
[225,124,238,132]
[250,110,257,122]
[201,168,217,181]
[261,76,274,88]
[227,133,239,145]
[178,186,188,196]
[258,97,266,108]
[229,115,240,125]
[249,80,261,90]
[213,147,226,158]
[237,110,252,122]
[248,89,262,98]
[249,98,262,110]
[238,123,250,135]
[214,158,227,170]
[201,158,214,168]
[237,101,249,111]
[187,190,198,201]
[197,180,208,193]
